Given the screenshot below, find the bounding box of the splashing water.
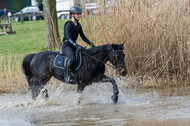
[1,77,190,126]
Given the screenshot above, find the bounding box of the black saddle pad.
[54,52,82,70]
[54,55,68,69]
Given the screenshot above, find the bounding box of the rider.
[60,6,95,83]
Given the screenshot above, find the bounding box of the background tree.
[36,0,43,4]
[43,0,60,50]
[12,0,21,13]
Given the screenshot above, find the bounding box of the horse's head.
[108,42,127,76]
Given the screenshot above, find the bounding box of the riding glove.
[90,43,95,47]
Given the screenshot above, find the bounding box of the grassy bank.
[0,0,190,93]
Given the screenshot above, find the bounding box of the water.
[1,79,190,126]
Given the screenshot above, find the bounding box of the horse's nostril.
[122,70,127,75]
[120,68,127,75]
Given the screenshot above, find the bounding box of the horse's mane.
[87,44,111,55]
[87,44,123,55]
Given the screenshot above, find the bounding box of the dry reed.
[80,0,190,86]
[0,55,27,93]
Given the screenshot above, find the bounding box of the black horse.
[22,43,127,103]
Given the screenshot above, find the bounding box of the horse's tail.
[22,53,35,84]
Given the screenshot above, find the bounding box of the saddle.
[54,51,82,70]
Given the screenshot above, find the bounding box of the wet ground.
[0,79,190,126]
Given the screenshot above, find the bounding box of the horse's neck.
[86,44,111,64]
[90,51,109,63]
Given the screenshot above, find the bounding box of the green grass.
[0,19,66,56]
[0,19,67,71]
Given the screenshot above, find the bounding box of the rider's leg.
[64,58,75,83]
[60,42,76,83]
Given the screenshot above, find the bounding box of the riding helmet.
[69,6,82,15]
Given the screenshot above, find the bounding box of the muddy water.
[0,79,190,126]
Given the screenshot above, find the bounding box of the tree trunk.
[43,0,60,50]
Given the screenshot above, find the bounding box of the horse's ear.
[112,42,124,50]
[112,44,116,50]
[122,41,125,46]
[118,42,125,50]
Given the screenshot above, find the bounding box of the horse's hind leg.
[77,82,86,93]
[29,77,49,100]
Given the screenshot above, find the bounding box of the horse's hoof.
[78,100,81,105]
[111,95,118,103]
[42,89,48,100]
[45,94,48,100]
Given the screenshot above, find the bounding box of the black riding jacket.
[63,20,92,48]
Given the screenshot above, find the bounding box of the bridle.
[82,50,126,69]
[112,50,126,69]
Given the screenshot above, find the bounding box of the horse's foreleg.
[102,75,119,103]
[77,83,86,104]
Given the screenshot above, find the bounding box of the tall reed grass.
[0,54,61,93]
[0,55,27,93]
[80,0,190,86]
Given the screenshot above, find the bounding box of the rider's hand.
[90,43,95,48]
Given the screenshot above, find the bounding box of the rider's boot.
[64,59,75,84]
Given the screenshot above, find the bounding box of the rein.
[82,50,125,69]
[82,52,116,69]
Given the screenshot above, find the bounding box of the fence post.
[20,14,24,23]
